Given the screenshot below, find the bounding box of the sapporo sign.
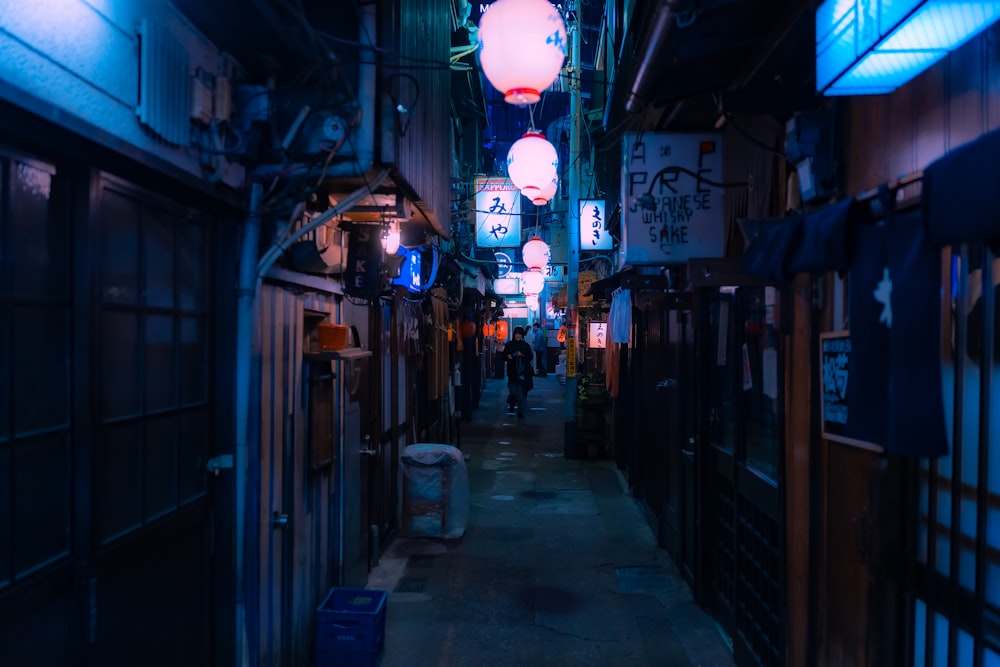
[620,132,725,265]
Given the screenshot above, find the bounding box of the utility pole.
[564,4,581,458]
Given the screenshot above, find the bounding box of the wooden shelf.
[303,348,372,362]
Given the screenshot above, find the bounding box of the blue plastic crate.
[315,587,387,666]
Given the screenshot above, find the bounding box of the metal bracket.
[207,454,234,475]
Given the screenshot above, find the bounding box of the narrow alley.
[367,374,735,666]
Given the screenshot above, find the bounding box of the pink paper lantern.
[507,132,558,203]
[478,0,568,105]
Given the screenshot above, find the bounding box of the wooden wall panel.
[988,30,1000,128]
[948,36,987,151]
[390,0,452,237]
[784,274,814,667]
[845,26,1000,192]
[256,285,340,666]
[886,84,916,179]
[845,95,890,195]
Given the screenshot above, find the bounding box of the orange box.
[317,324,349,351]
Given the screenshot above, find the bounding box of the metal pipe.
[234,181,263,667]
[565,10,581,458]
[624,0,679,114]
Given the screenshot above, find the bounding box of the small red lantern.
[460,321,476,339]
[495,320,509,339]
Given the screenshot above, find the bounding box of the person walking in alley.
[505,326,534,419]
[531,322,547,376]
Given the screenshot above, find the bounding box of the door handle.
[272,511,289,527]
[359,449,377,456]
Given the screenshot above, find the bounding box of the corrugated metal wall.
[254,284,340,666]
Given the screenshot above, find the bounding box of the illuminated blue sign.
[817,0,1000,95]
[392,247,422,293]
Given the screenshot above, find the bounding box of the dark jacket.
[505,338,533,384]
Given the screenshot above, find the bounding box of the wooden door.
[0,160,220,666]
[694,260,785,667]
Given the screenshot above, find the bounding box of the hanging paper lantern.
[521,268,545,296]
[525,177,558,206]
[495,320,509,339]
[482,323,495,337]
[478,0,568,105]
[460,321,476,339]
[382,220,400,255]
[507,132,558,203]
[525,294,540,311]
[557,325,567,343]
[522,236,550,270]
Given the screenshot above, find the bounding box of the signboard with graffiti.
[620,132,725,265]
[475,177,522,248]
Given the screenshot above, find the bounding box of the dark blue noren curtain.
[847,186,948,457]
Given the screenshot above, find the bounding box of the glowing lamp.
[507,132,558,203]
[482,323,495,337]
[460,321,476,339]
[521,268,545,296]
[522,236,550,270]
[525,294,540,311]
[382,221,400,255]
[478,0,567,105]
[817,0,1000,96]
[524,177,558,206]
[495,320,509,339]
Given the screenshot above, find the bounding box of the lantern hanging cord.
[528,104,538,133]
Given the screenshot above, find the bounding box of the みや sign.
[620,132,725,265]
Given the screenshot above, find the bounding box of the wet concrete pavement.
[366,373,736,667]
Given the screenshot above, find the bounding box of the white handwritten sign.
[588,321,607,349]
[620,132,725,265]
[579,199,611,250]
[475,177,522,248]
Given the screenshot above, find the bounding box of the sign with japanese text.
[588,321,607,349]
[819,330,883,452]
[494,277,519,294]
[542,264,564,281]
[566,334,576,377]
[621,132,725,265]
[579,199,611,250]
[475,177,522,248]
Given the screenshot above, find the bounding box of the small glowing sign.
[391,247,422,292]
[588,321,607,349]
[494,277,520,294]
[579,199,611,250]
[542,264,565,281]
[475,177,522,248]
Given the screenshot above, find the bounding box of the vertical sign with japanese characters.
[475,177,522,248]
[579,199,611,250]
[588,321,607,348]
[621,132,725,265]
